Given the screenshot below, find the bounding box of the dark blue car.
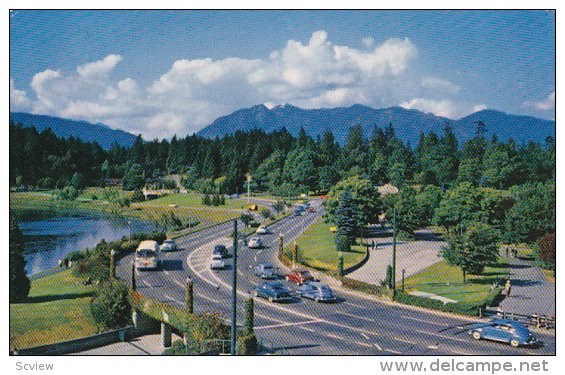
[253,282,294,302]
[468,319,537,347]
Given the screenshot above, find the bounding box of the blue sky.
[10,10,555,139]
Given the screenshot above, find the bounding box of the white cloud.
[10,78,32,111]
[472,104,487,112]
[18,32,465,139]
[421,76,460,95]
[362,36,374,48]
[524,91,555,111]
[400,98,457,118]
[77,54,123,78]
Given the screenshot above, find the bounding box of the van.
[135,240,160,270]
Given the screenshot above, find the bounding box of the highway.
[115,200,555,355]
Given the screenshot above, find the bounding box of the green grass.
[134,193,254,210]
[10,270,98,350]
[285,218,366,273]
[404,259,509,304]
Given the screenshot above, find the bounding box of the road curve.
[116,200,555,355]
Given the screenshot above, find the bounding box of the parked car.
[256,225,270,235]
[160,239,178,252]
[285,269,316,285]
[298,282,337,302]
[468,319,537,347]
[247,236,263,249]
[212,244,229,258]
[253,282,294,302]
[253,262,278,279]
[210,253,227,270]
[293,207,305,216]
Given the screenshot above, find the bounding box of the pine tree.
[335,189,359,241]
[10,218,30,303]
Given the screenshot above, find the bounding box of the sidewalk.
[498,255,555,317]
[347,229,446,285]
[71,333,183,355]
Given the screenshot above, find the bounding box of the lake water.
[18,210,156,275]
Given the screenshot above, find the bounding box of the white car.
[247,236,263,249]
[256,226,269,235]
[210,254,227,270]
[160,239,177,252]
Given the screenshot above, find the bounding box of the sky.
[9,10,555,139]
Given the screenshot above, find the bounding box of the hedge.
[393,292,484,316]
[237,333,258,355]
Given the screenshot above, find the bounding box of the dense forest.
[9,120,555,195]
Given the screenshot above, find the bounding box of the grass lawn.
[133,193,254,210]
[404,259,510,304]
[285,218,366,273]
[10,270,98,351]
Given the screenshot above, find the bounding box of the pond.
[17,210,156,275]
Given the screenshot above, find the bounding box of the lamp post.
[128,220,132,244]
[246,173,252,204]
[110,249,116,280]
[401,269,406,293]
[230,219,238,355]
[391,208,397,299]
[185,277,193,314]
[131,260,136,291]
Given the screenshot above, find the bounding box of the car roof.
[491,318,528,329]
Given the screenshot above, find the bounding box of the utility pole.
[230,219,238,355]
[131,260,136,291]
[391,208,397,298]
[246,173,252,204]
[110,249,116,280]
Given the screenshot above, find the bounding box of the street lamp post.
[230,219,238,355]
[401,269,406,293]
[110,249,116,280]
[128,220,132,244]
[131,260,136,291]
[391,208,397,298]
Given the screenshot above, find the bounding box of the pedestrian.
[505,247,509,257]
[513,248,518,258]
[371,240,375,250]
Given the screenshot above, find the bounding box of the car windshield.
[137,249,156,258]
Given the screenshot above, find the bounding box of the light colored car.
[253,262,278,279]
[256,226,269,235]
[468,319,537,347]
[160,239,177,252]
[210,253,227,270]
[247,236,263,249]
[298,282,337,302]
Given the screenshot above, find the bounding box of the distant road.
[116,200,555,355]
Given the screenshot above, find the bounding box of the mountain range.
[197,104,555,146]
[9,112,138,149]
[10,104,555,149]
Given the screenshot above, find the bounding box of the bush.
[335,234,351,253]
[393,292,483,316]
[384,265,393,288]
[260,208,272,219]
[340,277,390,297]
[131,189,145,203]
[63,250,87,263]
[90,281,132,330]
[237,333,258,355]
[163,340,188,355]
[537,232,555,269]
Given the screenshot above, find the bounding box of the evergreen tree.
[335,189,359,241]
[10,218,31,303]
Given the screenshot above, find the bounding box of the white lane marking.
[164,294,183,305]
[401,315,451,327]
[142,279,151,287]
[164,270,170,275]
[338,311,377,323]
[360,332,383,351]
[343,301,370,309]
[255,319,321,330]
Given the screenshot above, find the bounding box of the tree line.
[10,120,554,195]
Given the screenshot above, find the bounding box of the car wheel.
[510,339,520,348]
[472,331,481,340]
[315,298,320,303]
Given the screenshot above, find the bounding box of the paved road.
[116,200,555,355]
[499,256,555,317]
[348,229,446,286]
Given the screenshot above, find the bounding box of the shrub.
[384,265,393,288]
[537,232,556,269]
[335,234,351,253]
[260,208,272,219]
[63,250,87,263]
[237,333,258,355]
[393,292,483,316]
[340,277,390,297]
[90,281,132,330]
[163,340,188,355]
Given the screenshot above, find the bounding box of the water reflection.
[18,211,155,275]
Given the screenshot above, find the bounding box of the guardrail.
[480,308,555,330]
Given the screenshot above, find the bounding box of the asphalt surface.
[115,199,555,355]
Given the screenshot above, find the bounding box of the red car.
[285,269,316,285]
